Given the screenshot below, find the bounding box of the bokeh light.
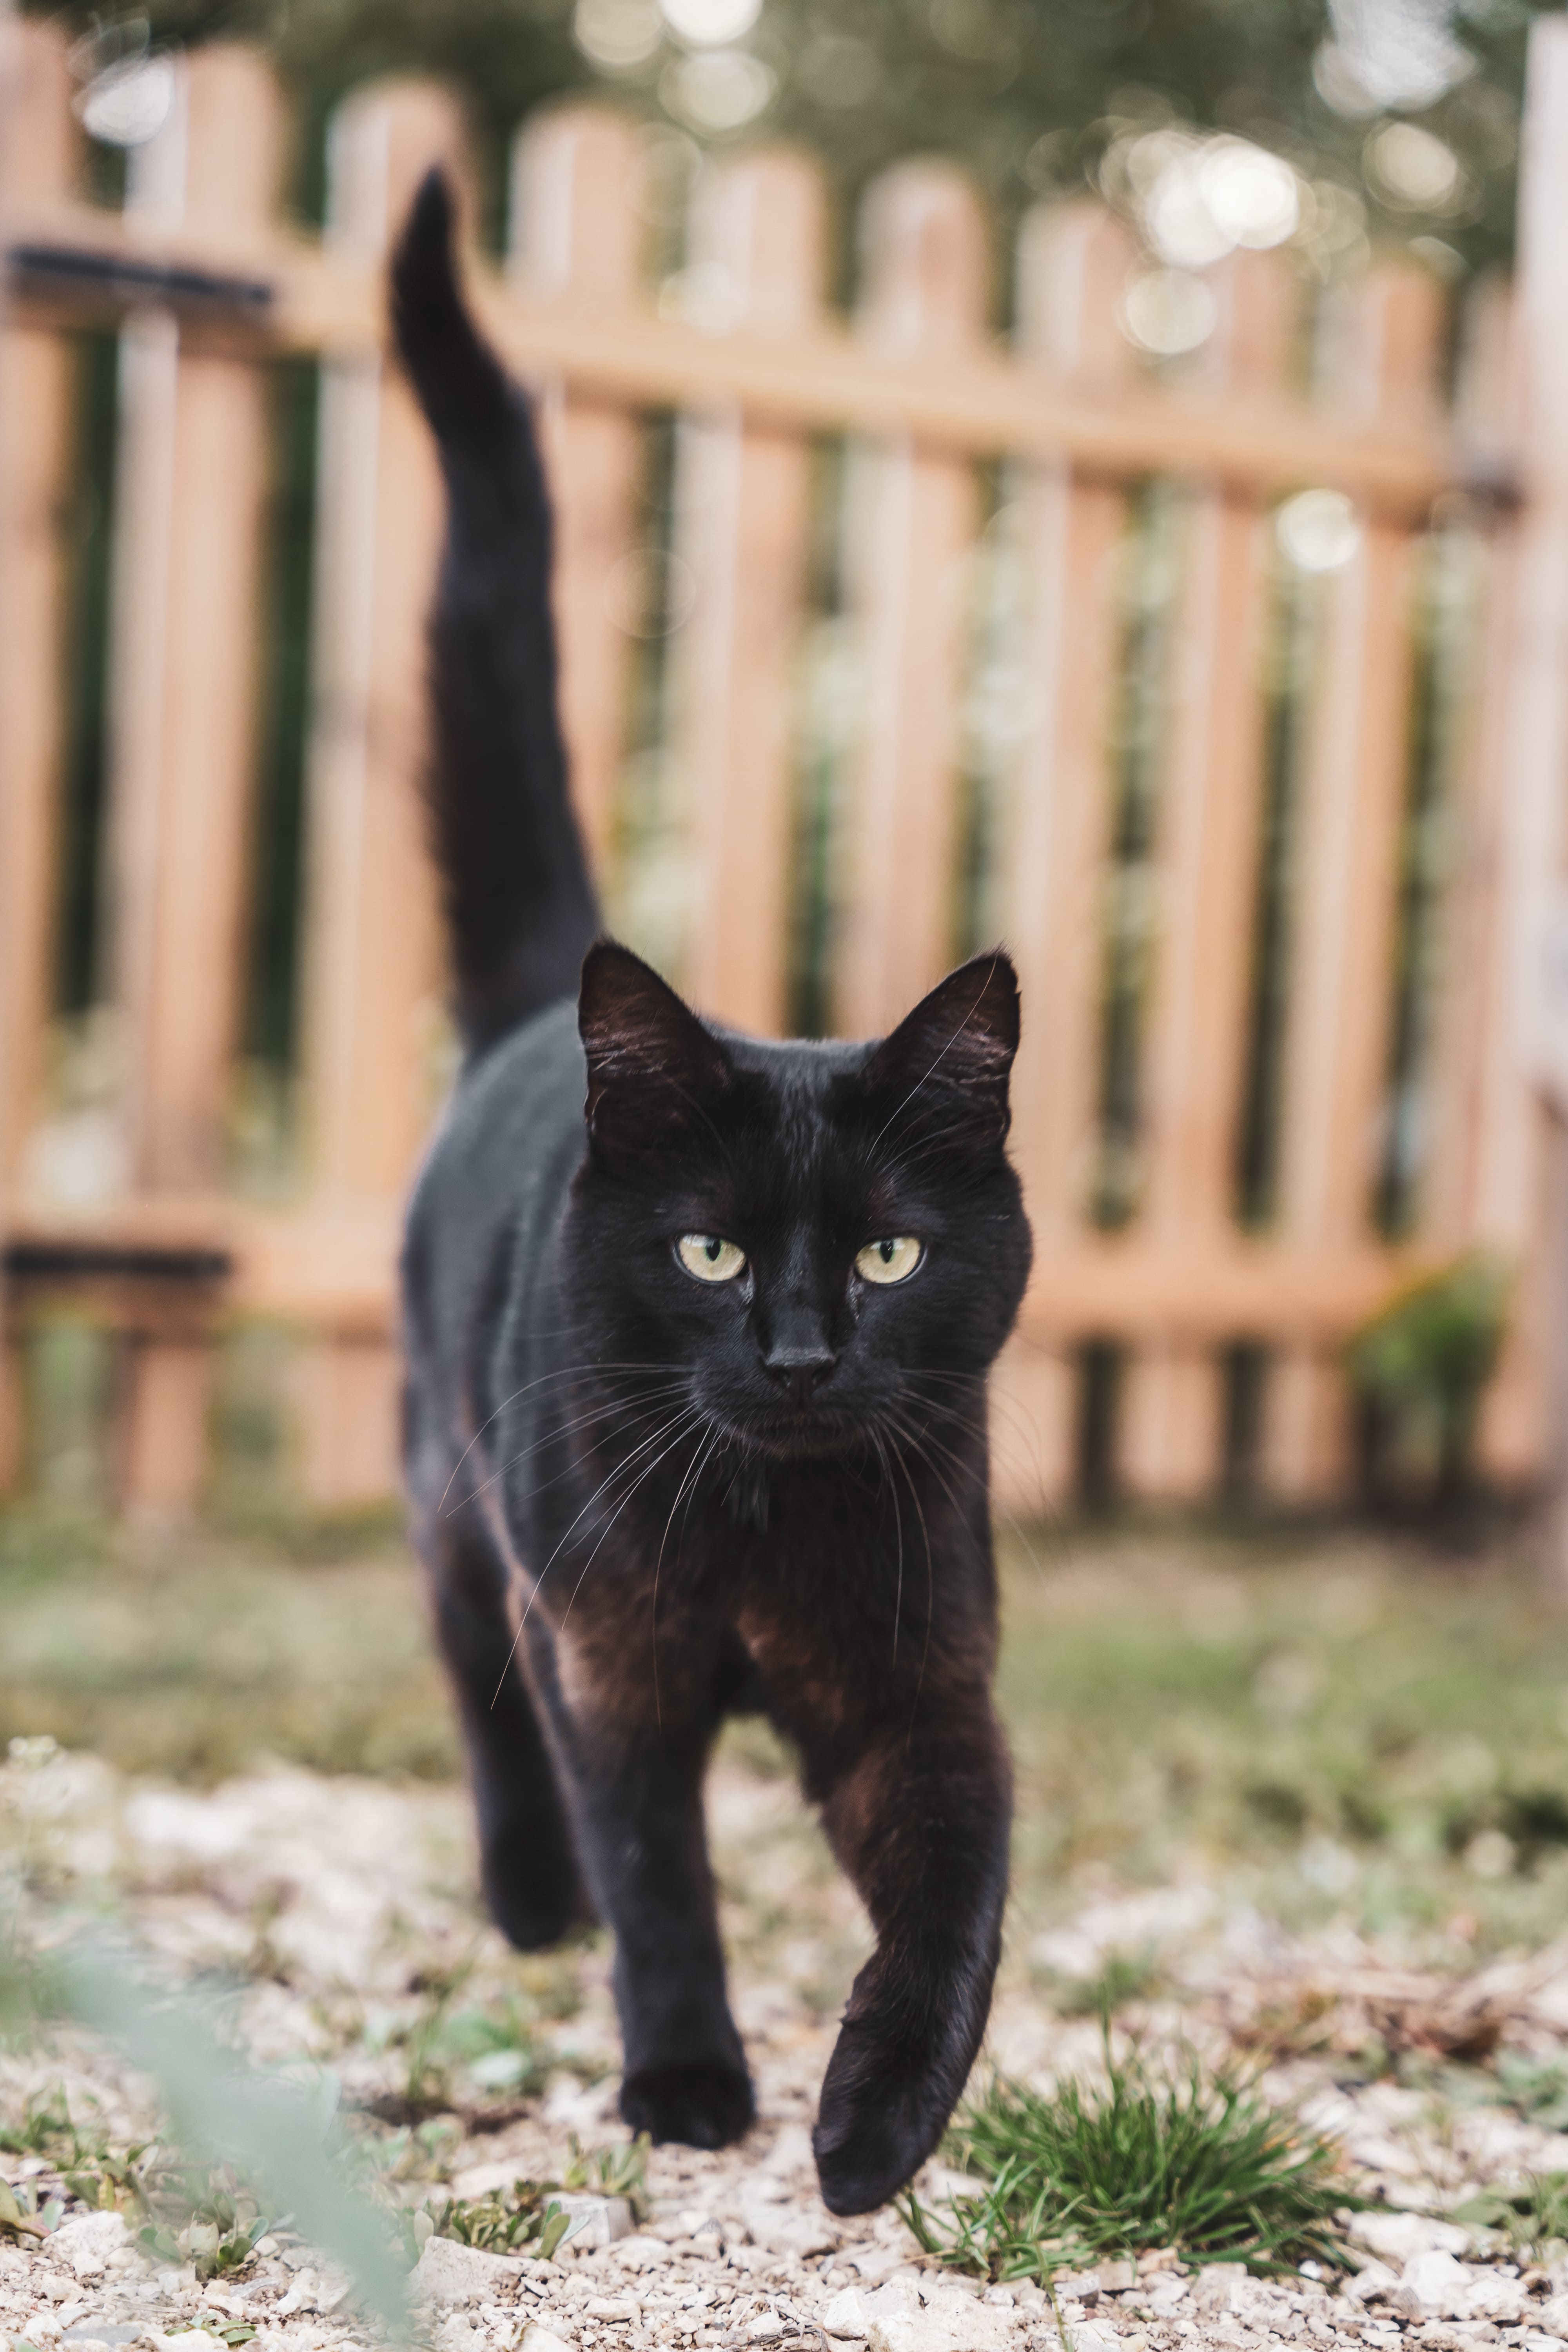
[573,0,664,72]
[1365,122,1466,214]
[659,0,762,49]
[661,47,774,132]
[76,54,176,147]
[1119,268,1219,358]
[1276,488,1363,573]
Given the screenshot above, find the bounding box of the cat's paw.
[481,1835,593,1953]
[484,1881,589,1952]
[812,2030,950,2214]
[620,2060,755,2150]
[812,2105,930,2216]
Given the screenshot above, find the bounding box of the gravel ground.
[7,1743,1568,2352]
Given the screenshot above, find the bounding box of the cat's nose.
[763,1340,837,1409]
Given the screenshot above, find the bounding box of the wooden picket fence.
[6,14,1568,1521]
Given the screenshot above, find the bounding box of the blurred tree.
[21,0,1547,278]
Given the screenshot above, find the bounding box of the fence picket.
[100,47,284,1515]
[295,80,463,1508]
[674,150,825,1034]
[1425,24,1568,1500]
[990,200,1138,1511]
[114,56,283,1193]
[1415,273,1512,1267]
[835,164,988,1040]
[510,107,645,869]
[0,20,76,1488]
[1264,263,1445,1502]
[1121,248,1297,1501]
[1,54,1559,1519]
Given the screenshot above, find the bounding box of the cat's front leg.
[557,1706,755,2152]
[808,1696,1011,2214]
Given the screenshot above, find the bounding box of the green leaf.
[1450,2192,1510,2226]
[0,2179,47,2241]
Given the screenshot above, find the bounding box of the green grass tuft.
[900,2041,1357,2284]
[1451,2172,1568,2260]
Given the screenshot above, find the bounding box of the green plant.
[139,2213,269,2282]
[0,1931,411,2324]
[1347,1256,1509,1508]
[899,2040,1357,2284]
[398,1955,478,2110]
[0,2084,108,2239]
[1495,2052,1568,2131]
[0,2178,54,2242]
[427,2179,571,2261]
[0,2082,79,2159]
[348,2115,460,2187]
[64,2142,152,2220]
[135,2168,271,2281]
[1452,2172,1568,2258]
[561,2133,649,2214]
[0,2082,273,2277]
[434,1998,546,2098]
[414,2138,647,2265]
[0,2083,161,2229]
[364,1967,550,2119]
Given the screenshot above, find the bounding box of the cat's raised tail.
[390,168,599,1055]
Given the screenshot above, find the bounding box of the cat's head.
[564,943,1032,1460]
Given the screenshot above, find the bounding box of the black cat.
[392,169,1033,2216]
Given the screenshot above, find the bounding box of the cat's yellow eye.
[678,1233,748,1284]
[856,1236,923,1286]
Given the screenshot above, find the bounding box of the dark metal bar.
[2,1240,234,1283]
[5,240,274,324]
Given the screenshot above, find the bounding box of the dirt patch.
[7,1742,1568,2352]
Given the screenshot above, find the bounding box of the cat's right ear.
[578,942,733,1169]
[862,950,1020,1147]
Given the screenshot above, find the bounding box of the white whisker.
[487,1403,701,1708]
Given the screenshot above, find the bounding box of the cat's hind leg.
[420,1495,592,1950]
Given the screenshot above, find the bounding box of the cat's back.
[402,997,586,1448]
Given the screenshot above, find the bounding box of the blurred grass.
[998,1523,1568,1951]
[4,1502,1568,1951]
[0,1505,456,1783]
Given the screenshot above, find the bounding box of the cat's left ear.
[578,940,733,1169]
[862,952,1020,1143]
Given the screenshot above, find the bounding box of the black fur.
[393,172,1033,2215]
[392,171,598,1052]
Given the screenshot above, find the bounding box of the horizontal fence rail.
[4,198,1509,510]
[4,16,1568,1519]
